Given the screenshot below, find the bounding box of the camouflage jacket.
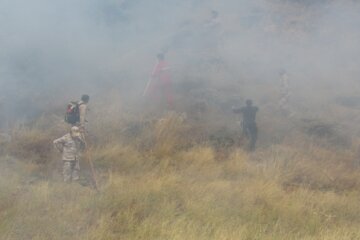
[53,133,85,161]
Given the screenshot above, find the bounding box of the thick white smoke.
[0,0,359,126]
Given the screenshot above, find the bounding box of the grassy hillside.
[1,111,360,240]
[1,1,360,239]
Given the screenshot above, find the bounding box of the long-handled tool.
[81,133,99,191]
[143,77,153,97]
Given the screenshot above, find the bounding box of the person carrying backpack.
[65,94,90,132]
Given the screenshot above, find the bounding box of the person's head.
[81,94,90,103]
[211,10,218,19]
[70,126,81,138]
[157,53,164,61]
[246,99,253,106]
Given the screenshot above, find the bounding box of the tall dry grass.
[1,112,360,239]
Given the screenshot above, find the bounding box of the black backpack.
[65,101,82,124]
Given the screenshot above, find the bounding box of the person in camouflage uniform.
[53,126,85,182]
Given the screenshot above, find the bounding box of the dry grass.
[7,128,53,164]
[1,111,360,239]
[1,1,360,238]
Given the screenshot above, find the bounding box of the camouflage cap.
[70,126,81,138]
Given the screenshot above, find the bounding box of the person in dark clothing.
[233,99,259,151]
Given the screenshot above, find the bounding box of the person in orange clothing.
[144,53,174,109]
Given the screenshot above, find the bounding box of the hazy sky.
[0,0,360,123]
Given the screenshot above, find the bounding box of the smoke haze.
[1,0,360,128]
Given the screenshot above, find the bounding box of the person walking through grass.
[53,126,85,182]
[144,53,174,109]
[278,70,291,114]
[232,99,259,151]
[64,94,90,132]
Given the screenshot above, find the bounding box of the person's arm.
[53,136,65,152]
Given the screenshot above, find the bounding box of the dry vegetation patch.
[1,110,360,239]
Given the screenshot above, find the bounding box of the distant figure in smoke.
[233,100,259,151]
[53,126,85,182]
[278,70,291,113]
[205,10,221,29]
[144,53,173,109]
